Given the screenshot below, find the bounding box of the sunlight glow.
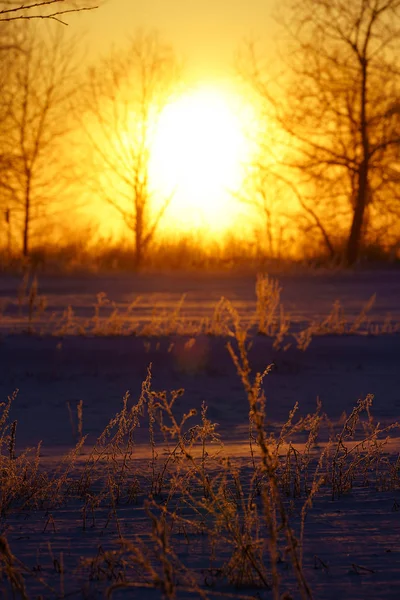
[149,83,255,235]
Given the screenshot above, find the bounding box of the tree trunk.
[346,55,369,267]
[23,174,31,257]
[134,240,142,270]
[134,205,144,270]
[346,162,368,265]
[264,207,274,258]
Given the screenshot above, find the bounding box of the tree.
[0,1,97,25]
[80,32,178,269]
[235,162,289,261]
[0,24,81,256]
[245,0,400,265]
[0,24,20,253]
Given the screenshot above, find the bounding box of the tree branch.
[0,1,97,25]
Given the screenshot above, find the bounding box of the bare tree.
[235,161,288,260]
[80,32,178,269]
[0,25,19,255]
[244,0,400,265]
[0,24,81,256]
[0,1,97,25]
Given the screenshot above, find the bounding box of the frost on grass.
[0,271,399,598]
[1,323,400,600]
[2,273,400,345]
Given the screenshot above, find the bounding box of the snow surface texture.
[0,270,399,599]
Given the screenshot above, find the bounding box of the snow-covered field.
[1,269,400,599]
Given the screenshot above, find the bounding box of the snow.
[0,269,400,598]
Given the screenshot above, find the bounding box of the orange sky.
[69,1,282,242]
[76,0,277,81]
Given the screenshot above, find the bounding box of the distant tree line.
[0,0,400,268]
[0,16,176,267]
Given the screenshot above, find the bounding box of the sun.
[149,83,255,235]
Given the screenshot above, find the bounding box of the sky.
[68,1,281,240]
[76,0,277,81]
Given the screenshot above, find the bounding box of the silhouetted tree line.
[0,0,399,268]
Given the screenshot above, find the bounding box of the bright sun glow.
[149,84,255,235]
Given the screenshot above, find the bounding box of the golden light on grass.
[149,83,256,235]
